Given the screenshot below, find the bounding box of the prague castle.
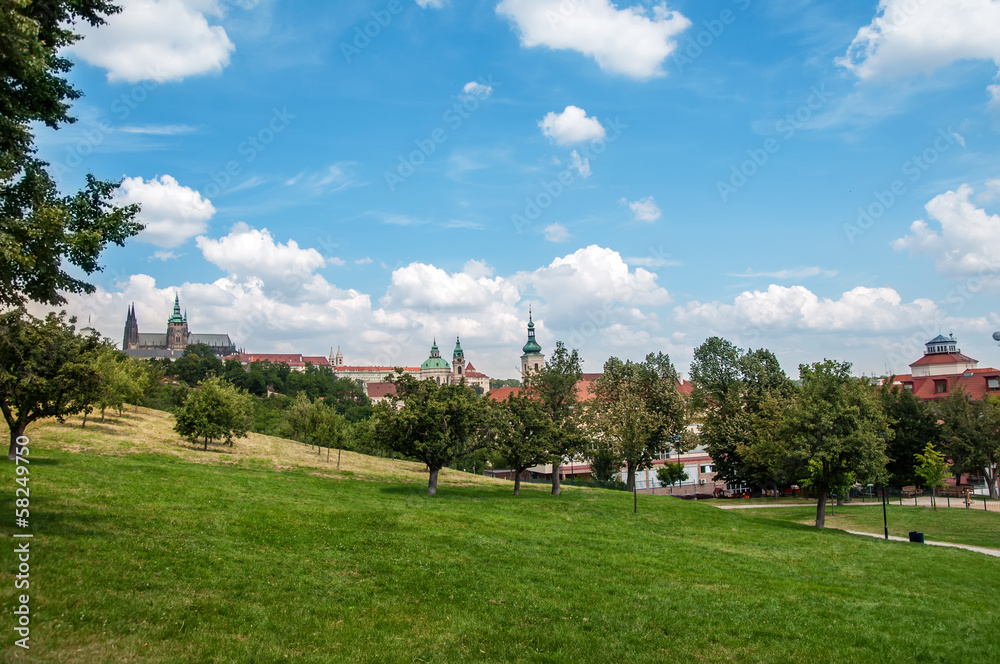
[122,294,237,359]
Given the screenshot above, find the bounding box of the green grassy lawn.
[740,503,1000,551]
[2,414,1000,663]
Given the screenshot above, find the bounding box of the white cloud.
[730,267,838,280]
[70,0,235,83]
[838,0,1000,93]
[196,223,327,289]
[286,163,361,193]
[893,184,1000,277]
[416,0,446,7]
[151,250,180,261]
[117,175,215,248]
[539,106,606,145]
[355,257,374,265]
[989,82,1000,110]
[568,150,591,178]
[621,196,661,222]
[977,178,1000,203]
[544,223,571,242]
[463,80,493,98]
[497,0,691,79]
[119,125,198,136]
[675,285,938,333]
[627,256,681,268]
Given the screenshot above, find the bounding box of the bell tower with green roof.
[420,338,453,385]
[520,308,545,379]
[166,293,190,351]
[452,336,466,377]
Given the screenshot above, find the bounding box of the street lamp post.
[881,484,889,540]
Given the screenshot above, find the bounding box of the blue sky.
[34,0,1000,379]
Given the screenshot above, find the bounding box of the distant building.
[418,337,491,393]
[122,294,236,360]
[520,309,545,379]
[228,353,332,372]
[889,334,1000,401]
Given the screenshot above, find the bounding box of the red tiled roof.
[488,387,522,401]
[464,362,488,378]
[239,353,306,365]
[910,352,978,367]
[366,382,398,399]
[335,366,420,373]
[302,356,331,366]
[893,368,1000,401]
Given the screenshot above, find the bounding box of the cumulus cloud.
[621,196,661,222]
[838,0,1000,90]
[539,106,606,145]
[70,0,235,83]
[731,267,838,280]
[463,80,493,98]
[675,285,938,333]
[117,175,215,248]
[893,184,1000,277]
[568,150,591,178]
[416,0,446,7]
[196,223,328,291]
[544,223,571,242]
[497,0,691,78]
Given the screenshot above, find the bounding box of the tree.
[90,347,132,423]
[589,354,686,492]
[690,338,795,492]
[656,462,688,488]
[526,342,584,496]
[937,389,1000,499]
[374,372,494,495]
[171,344,224,386]
[493,393,555,496]
[783,361,890,528]
[312,404,350,467]
[173,377,254,451]
[287,392,314,445]
[914,442,950,510]
[879,381,942,488]
[0,309,102,459]
[1,1,142,308]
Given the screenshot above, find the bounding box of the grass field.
[2,409,999,663]
[742,503,1000,550]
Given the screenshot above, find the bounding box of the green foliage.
[173,377,254,451]
[783,360,891,527]
[171,343,224,385]
[656,462,688,487]
[0,309,103,458]
[914,442,950,509]
[936,388,1000,499]
[879,381,942,488]
[492,393,555,495]
[0,1,142,307]
[490,378,521,389]
[690,338,795,490]
[589,353,686,491]
[374,373,495,494]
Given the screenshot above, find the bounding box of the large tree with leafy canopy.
[0,308,103,459]
[588,353,686,492]
[492,392,555,496]
[374,372,496,495]
[1,0,142,307]
[525,341,584,496]
[783,360,890,528]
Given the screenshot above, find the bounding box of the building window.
[935,380,947,394]
[903,383,913,392]
[700,465,713,474]
[988,378,1000,390]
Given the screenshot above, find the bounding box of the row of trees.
[691,337,1000,527]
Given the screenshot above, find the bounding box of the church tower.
[122,304,139,350]
[330,346,344,367]
[520,309,545,379]
[166,294,190,351]
[452,336,466,379]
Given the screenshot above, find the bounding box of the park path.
[841,529,1000,558]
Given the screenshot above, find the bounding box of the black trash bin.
[908,531,924,543]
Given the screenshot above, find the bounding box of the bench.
[901,486,923,498]
[936,485,972,498]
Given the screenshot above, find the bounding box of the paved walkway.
[841,529,1000,558]
[714,502,882,510]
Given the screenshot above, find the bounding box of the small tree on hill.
[526,342,584,496]
[656,462,688,490]
[1,310,103,459]
[493,393,555,496]
[374,372,495,495]
[174,377,254,451]
[914,442,950,510]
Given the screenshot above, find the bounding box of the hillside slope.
[2,411,998,663]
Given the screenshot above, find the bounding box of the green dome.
[421,357,452,370]
[521,310,542,355]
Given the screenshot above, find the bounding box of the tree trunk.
[337,448,341,470]
[815,492,828,529]
[82,412,88,428]
[513,472,522,497]
[932,486,937,510]
[836,493,844,506]
[626,464,636,493]
[551,461,562,496]
[204,436,208,451]
[100,406,106,423]
[7,423,28,461]
[427,467,440,495]
[987,472,998,500]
